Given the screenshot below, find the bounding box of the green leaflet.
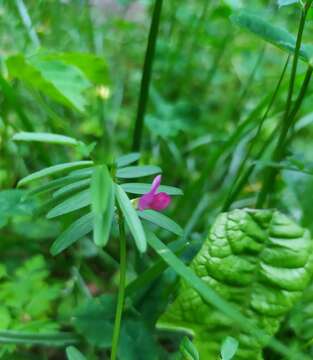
[231,11,312,62]
[158,209,313,359]
[91,166,114,247]
[66,346,86,360]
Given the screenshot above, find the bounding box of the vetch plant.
[13,132,183,359]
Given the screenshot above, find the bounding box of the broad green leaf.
[6,55,91,112]
[179,337,199,360]
[91,166,114,247]
[66,346,86,360]
[50,213,93,255]
[53,179,91,199]
[121,183,183,195]
[278,0,299,7]
[18,161,92,187]
[231,11,310,62]
[115,185,147,253]
[221,337,239,360]
[116,153,140,167]
[38,52,109,85]
[13,132,79,146]
[73,295,115,347]
[116,165,161,179]
[156,210,313,359]
[47,189,91,219]
[138,209,183,236]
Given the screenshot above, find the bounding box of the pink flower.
[138,175,171,212]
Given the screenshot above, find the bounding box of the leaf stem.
[110,209,127,360]
[256,1,312,208]
[132,0,163,152]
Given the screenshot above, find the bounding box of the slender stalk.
[110,210,127,360]
[132,0,163,152]
[222,56,290,211]
[256,65,313,208]
[15,0,40,47]
[256,1,312,208]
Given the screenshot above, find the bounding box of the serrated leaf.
[115,185,146,253]
[157,209,313,359]
[50,213,93,256]
[116,153,140,167]
[121,183,183,195]
[231,11,310,62]
[221,337,239,360]
[66,346,86,360]
[138,209,183,236]
[18,161,93,187]
[116,165,161,179]
[91,166,114,247]
[47,189,91,219]
[13,132,79,146]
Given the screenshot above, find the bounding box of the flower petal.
[149,192,171,211]
[150,175,162,195]
[138,192,154,211]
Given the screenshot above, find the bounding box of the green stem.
[14,0,40,47]
[256,1,312,208]
[222,56,290,211]
[256,65,313,208]
[110,210,127,360]
[132,0,163,152]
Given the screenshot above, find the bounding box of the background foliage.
[1,0,313,359]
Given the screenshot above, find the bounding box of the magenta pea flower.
[138,175,171,212]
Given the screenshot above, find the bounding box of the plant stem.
[110,210,127,360]
[256,1,312,208]
[132,0,163,152]
[222,56,290,211]
[15,0,40,48]
[256,65,313,208]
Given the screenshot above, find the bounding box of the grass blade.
[0,330,78,346]
[138,209,183,236]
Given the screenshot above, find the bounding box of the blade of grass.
[0,330,79,346]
